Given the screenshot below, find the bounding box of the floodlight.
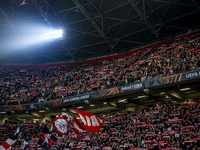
[138,95,146,98]
[39,110,45,112]
[45,29,63,40]
[55,34,59,38]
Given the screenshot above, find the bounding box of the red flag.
[75,108,104,132]
[74,116,85,135]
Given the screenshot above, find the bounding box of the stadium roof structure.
[0,0,200,65]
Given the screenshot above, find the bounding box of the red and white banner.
[0,138,15,150]
[74,116,85,135]
[75,108,104,132]
[51,115,70,136]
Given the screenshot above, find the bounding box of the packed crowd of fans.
[0,101,200,150]
[0,34,200,106]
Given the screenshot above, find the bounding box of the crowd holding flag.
[17,130,30,149]
[0,110,105,149]
[0,138,16,150]
[38,125,57,150]
[0,125,20,150]
[75,108,104,132]
[0,125,29,150]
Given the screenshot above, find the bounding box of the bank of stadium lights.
[45,30,63,40]
[39,110,45,112]
[118,99,126,103]
[84,100,89,104]
[180,88,190,91]
[160,92,165,94]
[118,99,128,103]
[90,104,94,107]
[137,95,146,98]
[77,106,83,109]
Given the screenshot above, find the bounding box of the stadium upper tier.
[0,33,200,106]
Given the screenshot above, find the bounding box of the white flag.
[62,112,72,121]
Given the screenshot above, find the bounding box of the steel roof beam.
[192,0,200,13]
[67,27,103,38]
[57,2,92,14]
[102,1,130,15]
[64,3,168,27]
[128,0,157,35]
[0,7,17,37]
[34,0,63,28]
[145,0,173,37]
[164,10,198,23]
[90,1,128,53]
[34,2,53,29]
[34,40,109,53]
[150,0,195,7]
[72,0,113,51]
[81,49,100,55]
[0,4,27,54]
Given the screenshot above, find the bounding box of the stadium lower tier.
[0,101,200,150]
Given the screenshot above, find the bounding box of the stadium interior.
[0,0,200,149]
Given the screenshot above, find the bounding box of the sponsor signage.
[120,83,143,92]
[62,93,95,104]
[63,95,89,103]
[183,71,200,80]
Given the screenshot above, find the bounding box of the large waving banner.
[75,108,104,132]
